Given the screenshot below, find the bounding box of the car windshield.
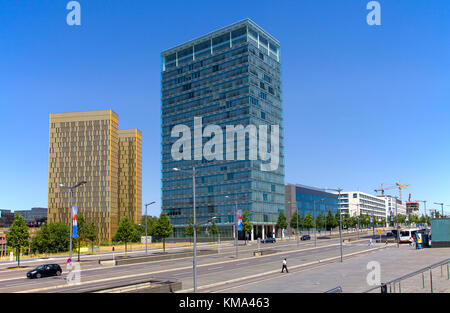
[36,265,46,270]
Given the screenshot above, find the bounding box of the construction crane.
[396,179,410,201]
[374,184,397,196]
[374,179,410,201]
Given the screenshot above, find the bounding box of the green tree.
[154,211,173,253]
[141,216,158,236]
[315,213,325,231]
[342,213,350,231]
[184,218,200,244]
[242,211,252,243]
[31,222,70,254]
[85,222,97,254]
[290,211,303,235]
[209,220,219,242]
[326,210,337,235]
[6,214,29,267]
[275,211,288,239]
[75,214,88,262]
[303,212,314,233]
[113,217,136,255]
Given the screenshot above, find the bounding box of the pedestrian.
[368,238,373,247]
[281,258,288,273]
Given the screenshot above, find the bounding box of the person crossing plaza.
[281,258,288,273]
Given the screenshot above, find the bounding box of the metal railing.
[325,286,342,293]
[364,258,450,293]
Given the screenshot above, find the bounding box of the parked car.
[27,264,62,279]
[261,237,276,243]
[386,231,394,237]
[301,235,311,241]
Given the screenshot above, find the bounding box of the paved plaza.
[213,244,450,293]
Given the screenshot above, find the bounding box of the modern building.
[382,195,406,222]
[0,232,6,257]
[161,19,284,240]
[339,191,386,221]
[0,210,15,228]
[118,129,142,224]
[285,184,339,236]
[15,207,47,223]
[48,110,142,241]
[405,201,420,217]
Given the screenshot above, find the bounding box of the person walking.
[281,258,288,273]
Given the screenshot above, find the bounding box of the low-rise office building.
[15,207,47,223]
[285,184,339,236]
[339,191,386,221]
[382,195,407,222]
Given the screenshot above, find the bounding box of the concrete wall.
[431,218,450,247]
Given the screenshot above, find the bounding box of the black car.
[261,237,276,243]
[386,231,395,237]
[301,235,311,241]
[27,264,62,279]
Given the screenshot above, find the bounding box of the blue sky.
[0,0,449,217]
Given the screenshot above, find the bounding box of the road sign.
[67,258,72,264]
[378,229,382,234]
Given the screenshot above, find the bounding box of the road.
[0,233,381,293]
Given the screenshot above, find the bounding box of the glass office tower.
[161,19,284,239]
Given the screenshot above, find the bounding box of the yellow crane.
[374,179,410,201]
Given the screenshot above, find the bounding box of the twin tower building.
[48,110,142,241]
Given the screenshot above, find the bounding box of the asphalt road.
[0,233,378,293]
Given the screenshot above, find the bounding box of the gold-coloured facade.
[48,110,142,242]
[118,129,142,225]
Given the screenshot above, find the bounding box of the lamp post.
[59,181,87,262]
[434,202,444,218]
[173,166,200,292]
[144,202,156,256]
[225,194,246,259]
[416,200,427,219]
[395,196,399,248]
[324,188,343,262]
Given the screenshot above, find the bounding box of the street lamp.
[59,181,87,262]
[324,188,343,263]
[144,201,156,256]
[434,202,444,218]
[225,194,246,259]
[287,201,300,247]
[395,196,399,248]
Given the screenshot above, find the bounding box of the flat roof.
[161,18,280,56]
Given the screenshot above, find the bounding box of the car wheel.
[36,273,41,279]
[56,271,61,276]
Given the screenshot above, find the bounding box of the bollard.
[380,283,388,294]
[422,272,425,289]
[398,281,401,293]
[430,268,433,293]
[447,264,449,280]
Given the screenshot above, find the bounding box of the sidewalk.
[214,245,450,293]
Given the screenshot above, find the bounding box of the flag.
[72,206,77,238]
[237,210,243,231]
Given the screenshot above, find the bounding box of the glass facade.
[161,19,284,237]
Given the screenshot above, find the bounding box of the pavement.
[209,244,450,293]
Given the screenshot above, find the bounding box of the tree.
[113,216,136,255]
[275,211,288,239]
[303,212,314,233]
[76,214,88,262]
[141,215,158,237]
[31,222,70,254]
[326,210,337,235]
[242,211,252,243]
[209,220,219,242]
[6,214,29,267]
[342,213,350,231]
[85,222,97,254]
[154,211,173,253]
[290,211,303,235]
[315,213,325,231]
[184,218,199,244]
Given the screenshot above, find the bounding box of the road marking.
[16,241,359,293]
[178,244,396,293]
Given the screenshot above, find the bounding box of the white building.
[380,195,406,221]
[338,191,387,220]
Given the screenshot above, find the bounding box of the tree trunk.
[17,248,20,267]
[163,238,166,253]
[78,240,80,262]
